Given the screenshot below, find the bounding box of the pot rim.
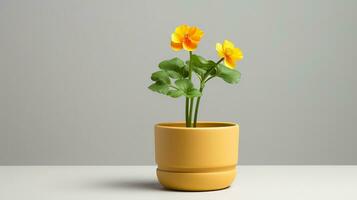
[155,121,238,130]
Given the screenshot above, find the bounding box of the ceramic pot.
[155,122,239,191]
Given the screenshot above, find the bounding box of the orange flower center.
[183,34,190,43]
[225,48,233,56]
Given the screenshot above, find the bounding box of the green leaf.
[191,55,215,70]
[167,90,184,98]
[181,65,189,78]
[148,82,170,94]
[174,79,202,97]
[186,88,202,97]
[158,58,187,79]
[192,65,206,78]
[174,79,193,91]
[189,55,216,80]
[159,57,185,70]
[151,71,170,84]
[166,71,182,79]
[216,64,241,84]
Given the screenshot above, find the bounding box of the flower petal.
[175,24,189,35]
[171,33,183,43]
[216,43,225,58]
[188,26,197,35]
[232,47,244,60]
[183,39,197,51]
[190,27,204,42]
[223,40,234,50]
[224,56,236,69]
[171,41,183,51]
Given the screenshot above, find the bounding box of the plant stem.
[189,97,195,127]
[186,51,193,127]
[185,98,189,127]
[193,85,203,127]
[203,58,224,80]
[189,51,193,79]
[204,76,214,83]
[192,58,224,127]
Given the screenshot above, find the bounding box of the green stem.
[189,51,193,79]
[204,76,214,83]
[192,58,224,127]
[203,58,224,81]
[185,98,189,127]
[193,85,204,127]
[186,51,193,127]
[189,97,194,127]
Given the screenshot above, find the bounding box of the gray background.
[1,0,356,165]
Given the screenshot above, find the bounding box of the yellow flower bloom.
[216,40,243,69]
[171,24,204,51]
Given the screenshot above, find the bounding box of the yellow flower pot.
[155,122,239,191]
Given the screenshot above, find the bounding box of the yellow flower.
[171,24,204,51]
[216,40,243,69]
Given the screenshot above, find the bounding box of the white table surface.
[1,166,356,200]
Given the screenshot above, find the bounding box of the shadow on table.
[86,179,230,193]
[87,179,166,192]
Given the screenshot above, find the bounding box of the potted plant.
[149,24,244,191]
